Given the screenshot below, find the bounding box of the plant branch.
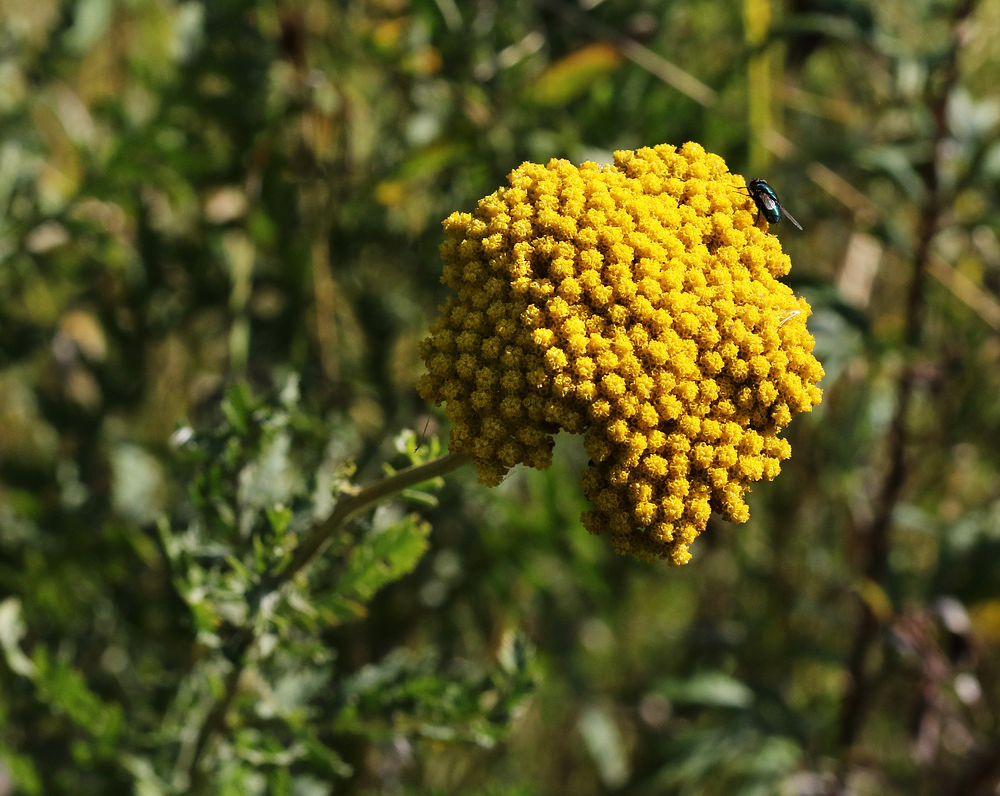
[281,451,473,583]
[833,0,979,787]
[181,450,473,788]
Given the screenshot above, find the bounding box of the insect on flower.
[743,178,802,231]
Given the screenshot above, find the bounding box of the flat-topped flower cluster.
[418,142,823,564]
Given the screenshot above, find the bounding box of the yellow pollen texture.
[417,142,823,565]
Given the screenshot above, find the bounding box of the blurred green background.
[3,0,1000,793]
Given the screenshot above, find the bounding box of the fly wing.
[781,206,803,230]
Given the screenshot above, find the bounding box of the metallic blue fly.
[743,178,802,231]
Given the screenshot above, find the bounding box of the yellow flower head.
[418,142,823,564]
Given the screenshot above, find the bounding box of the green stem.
[281,451,473,583]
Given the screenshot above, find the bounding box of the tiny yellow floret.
[418,142,824,564]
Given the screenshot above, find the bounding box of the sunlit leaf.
[527,43,623,106]
[654,671,755,709]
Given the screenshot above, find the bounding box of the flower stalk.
[281,451,473,581]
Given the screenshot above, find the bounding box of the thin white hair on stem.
[414,416,432,454]
[778,309,801,327]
